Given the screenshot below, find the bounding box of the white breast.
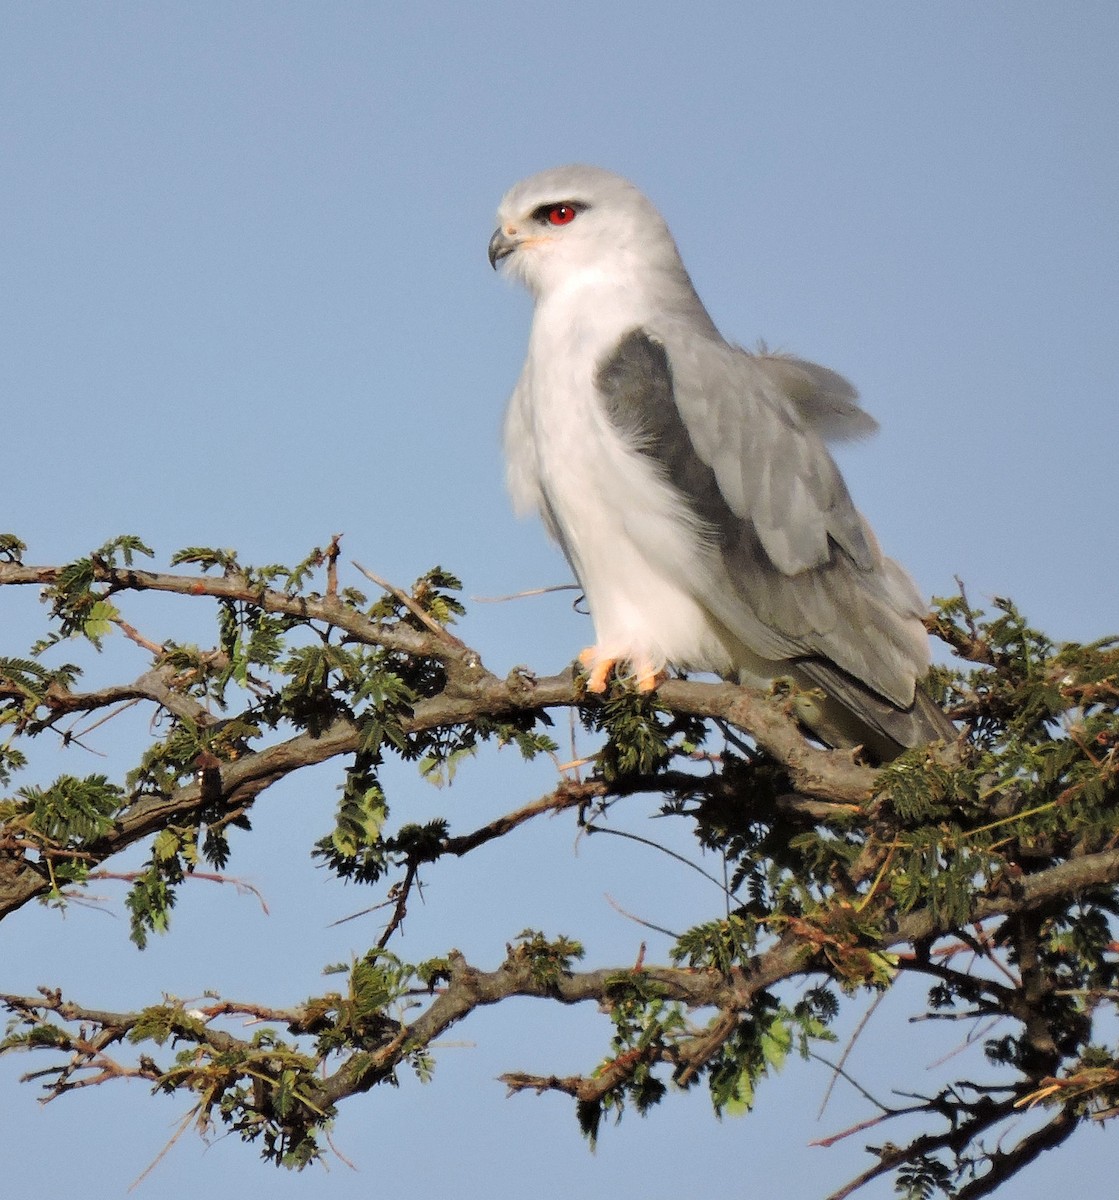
[505,278,732,678]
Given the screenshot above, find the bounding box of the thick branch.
[891,849,1119,949]
[1,560,879,788]
[0,580,878,917]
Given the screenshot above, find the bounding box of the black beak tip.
[488,230,512,270]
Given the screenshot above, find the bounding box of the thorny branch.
[2,553,1118,1198]
[3,823,1114,1192]
[0,560,876,920]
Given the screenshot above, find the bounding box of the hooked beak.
[488,227,516,269]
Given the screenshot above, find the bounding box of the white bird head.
[488,165,687,299]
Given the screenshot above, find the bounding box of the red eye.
[547,204,578,226]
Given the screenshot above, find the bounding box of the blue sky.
[2,4,1117,1198]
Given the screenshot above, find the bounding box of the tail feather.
[793,659,956,764]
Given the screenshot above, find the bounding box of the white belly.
[513,301,732,678]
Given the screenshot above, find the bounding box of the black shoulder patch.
[595,328,675,450]
[595,328,744,551]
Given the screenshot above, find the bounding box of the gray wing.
[596,328,948,750]
[749,351,879,442]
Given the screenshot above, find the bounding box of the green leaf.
[759,1014,792,1073]
[721,1064,755,1117]
[82,599,120,644]
[332,782,387,857]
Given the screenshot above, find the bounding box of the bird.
[488,165,953,761]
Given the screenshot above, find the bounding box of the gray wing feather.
[751,353,879,442]
[595,328,941,749]
[797,658,957,757]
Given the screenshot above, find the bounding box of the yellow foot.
[578,649,664,694]
[633,664,666,693]
[578,647,616,693]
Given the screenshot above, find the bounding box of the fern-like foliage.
[1,545,1118,1199]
